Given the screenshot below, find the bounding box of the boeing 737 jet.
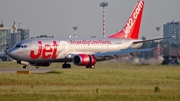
[8,1,170,69]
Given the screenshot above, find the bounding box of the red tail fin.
[108,1,144,39]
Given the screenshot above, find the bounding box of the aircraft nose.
[8,49,16,58]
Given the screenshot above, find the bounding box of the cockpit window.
[15,44,21,48]
[15,44,27,48]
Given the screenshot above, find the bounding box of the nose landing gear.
[23,65,28,69]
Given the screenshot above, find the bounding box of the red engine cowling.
[29,62,51,66]
[73,54,96,66]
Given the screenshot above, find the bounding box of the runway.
[0,68,53,74]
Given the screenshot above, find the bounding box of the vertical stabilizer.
[108,1,144,39]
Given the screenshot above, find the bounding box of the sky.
[0,0,180,39]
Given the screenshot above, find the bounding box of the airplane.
[0,52,7,61]
[8,1,171,69]
[0,43,9,61]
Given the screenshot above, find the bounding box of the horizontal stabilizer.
[133,36,173,44]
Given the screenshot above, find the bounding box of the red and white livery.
[8,1,170,69]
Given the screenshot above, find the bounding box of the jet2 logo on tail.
[30,41,59,59]
[123,1,144,38]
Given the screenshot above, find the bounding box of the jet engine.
[73,54,96,66]
[29,62,51,66]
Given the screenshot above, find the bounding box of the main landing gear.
[62,62,71,69]
[86,65,95,69]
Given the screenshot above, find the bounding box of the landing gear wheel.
[86,66,95,69]
[67,64,71,68]
[62,64,66,68]
[62,64,71,69]
[86,66,90,68]
[23,65,28,69]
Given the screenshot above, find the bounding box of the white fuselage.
[8,38,142,62]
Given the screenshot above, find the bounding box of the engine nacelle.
[29,62,51,66]
[73,54,96,66]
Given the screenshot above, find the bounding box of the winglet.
[108,1,144,39]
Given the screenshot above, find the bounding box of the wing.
[133,36,173,44]
[66,48,153,62]
[94,48,153,61]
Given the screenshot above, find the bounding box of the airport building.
[0,22,30,50]
[10,28,30,48]
[0,26,11,51]
[163,21,180,43]
[17,28,30,40]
